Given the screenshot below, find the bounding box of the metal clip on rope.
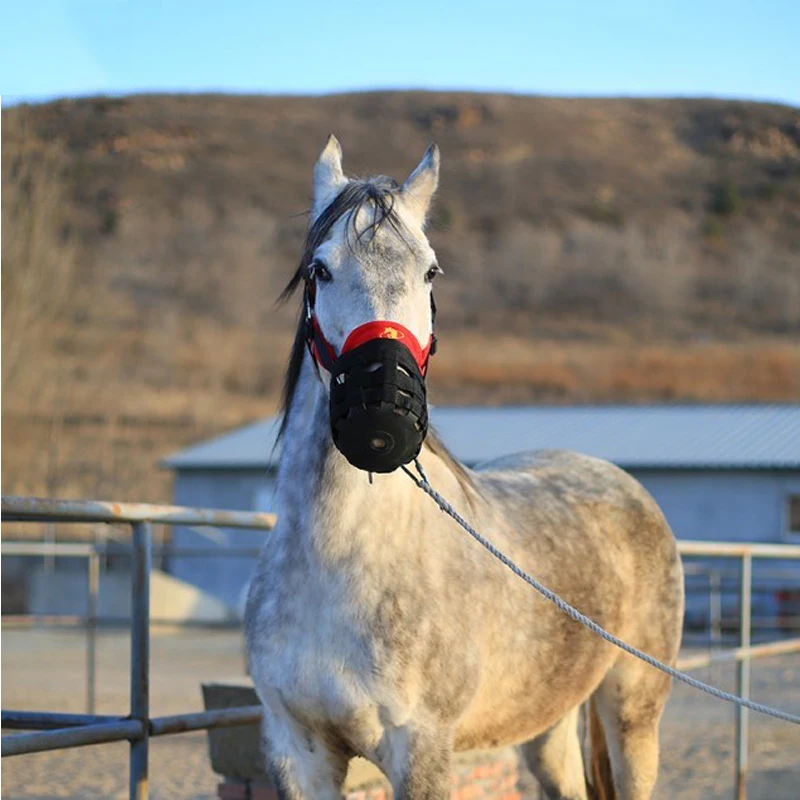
[401,459,800,726]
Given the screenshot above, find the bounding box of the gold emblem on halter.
[381,326,405,340]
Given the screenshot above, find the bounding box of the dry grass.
[2,93,799,506]
[433,336,800,403]
[3,321,798,509]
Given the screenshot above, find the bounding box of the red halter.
[305,281,437,376]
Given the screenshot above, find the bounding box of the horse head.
[289,135,442,473]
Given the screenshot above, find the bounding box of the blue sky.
[2,0,798,106]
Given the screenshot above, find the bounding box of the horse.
[244,136,684,800]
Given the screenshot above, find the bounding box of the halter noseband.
[303,277,438,376]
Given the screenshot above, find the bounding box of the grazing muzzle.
[305,286,437,473]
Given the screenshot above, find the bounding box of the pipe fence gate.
[2,496,800,800]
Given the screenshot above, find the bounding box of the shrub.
[581,201,625,228]
[702,217,726,240]
[710,179,742,216]
[756,182,783,201]
[100,208,118,235]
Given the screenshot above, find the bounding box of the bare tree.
[2,108,77,390]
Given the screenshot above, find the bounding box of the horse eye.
[426,264,442,283]
[310,261,332,283]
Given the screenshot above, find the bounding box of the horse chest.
[248,544,453,735]
[256,585,361,702]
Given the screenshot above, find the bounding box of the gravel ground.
[2,627,798,799]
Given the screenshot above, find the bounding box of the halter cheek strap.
[308,314,339,373]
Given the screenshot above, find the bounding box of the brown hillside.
[2,92,800,506]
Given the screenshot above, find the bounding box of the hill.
[2,92,799,503]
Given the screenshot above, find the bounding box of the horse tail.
[587,698,616,800]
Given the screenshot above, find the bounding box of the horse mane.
[423,426,477,496]
[276,177,476,495]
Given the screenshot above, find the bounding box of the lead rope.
[401,458,800,725]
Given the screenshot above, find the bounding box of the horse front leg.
[381,725,453,800]
[260,708,349,800]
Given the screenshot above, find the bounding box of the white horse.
[244,137,684,799]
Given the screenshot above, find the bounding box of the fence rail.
[2,495,800,800]
[1,495,276,528]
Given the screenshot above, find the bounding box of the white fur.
[400,144,440,228]
[312,134,347,219]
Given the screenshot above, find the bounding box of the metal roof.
[163,405,800,472]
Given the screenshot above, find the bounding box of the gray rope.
[402,459,800,726]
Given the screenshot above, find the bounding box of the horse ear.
[312,134,347,219]
[401,143,440,227]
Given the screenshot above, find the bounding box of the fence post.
[709,569,722,685]
[130,522,151,800]
[86,550,100,715]
[735,553,752,800]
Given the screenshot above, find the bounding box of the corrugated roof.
[163,405,800,471]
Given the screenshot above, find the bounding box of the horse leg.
[380,725,453,800]
[519,707,588,800]
[260,710,349,800]
[592,657,671,800]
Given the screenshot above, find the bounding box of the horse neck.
[276,355,460,566]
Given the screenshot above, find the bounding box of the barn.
[164,404,800,626]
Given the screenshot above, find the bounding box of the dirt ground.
[1,627,798,799]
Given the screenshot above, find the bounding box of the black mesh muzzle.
[329,337,429,473]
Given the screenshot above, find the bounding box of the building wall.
[170,469,276,610]
[631,469,800,625]
[631,469,800,544]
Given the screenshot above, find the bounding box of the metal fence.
[1,497,275,800]
[677,540,800,800]
[2,496,800,800]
